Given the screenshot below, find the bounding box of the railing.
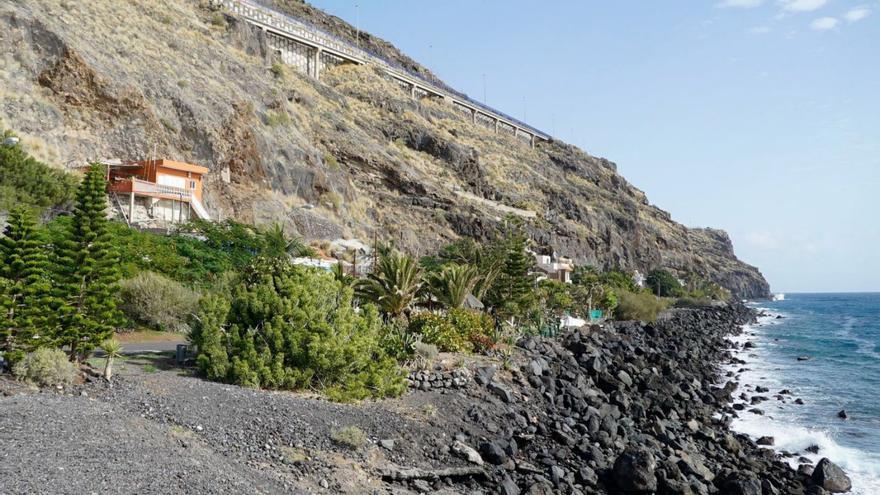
[218,0,551,139]
[109,178,193,201]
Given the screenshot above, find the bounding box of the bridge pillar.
[471,109,477,124]
[410,84,416,99]
[312,48,323,80]
[494,118,499,133]
[529,134,535,148]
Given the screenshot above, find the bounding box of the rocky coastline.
[407,302,851,494]
[1,303,853,494]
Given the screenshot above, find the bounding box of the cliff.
[0,0,769,298]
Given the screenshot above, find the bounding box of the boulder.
[837,410,847,420]
[612,447,658,493]
[720,473,762,495]
[757,436,775,446]
[451,441,483,466]
[811,458,851,493]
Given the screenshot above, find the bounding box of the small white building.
[533,252,573,284]
[632,270,646,288]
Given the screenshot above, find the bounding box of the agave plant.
[100,338,123,381]
[356,250,423,319]
[426,263,482,309]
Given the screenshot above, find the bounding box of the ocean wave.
[722,317,880,493]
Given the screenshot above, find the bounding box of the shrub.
[408,312,470,353]
[447,308,493,340]
[270,62,285,78]
[412,341,438,367]
[330,426,367,450]
[674,297,716,309]
[119,272,199,332]
[0,130,77,212]
[190,258,404,402]
[646,269,684,298]
[614,291,669,322]
[266,111,292,127]
[12,348,77,387]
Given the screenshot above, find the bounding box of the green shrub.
[446,308,493,340]
[408,312,470,353]
[190,258,404,402]
[614,291,669,322]
[646,269,684,297]
[270,62,285,78]
[330,426,367,450]
[674,297,716,309]
[0,130,77,212]
[119,272,199,332]
[266,111,292,127]
[12,348,77,387]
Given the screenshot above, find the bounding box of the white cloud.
[779,0,829,12]
[810,16,840,29]
[843,6,871,22]
[717,0,765,7]
[749,25,773,34]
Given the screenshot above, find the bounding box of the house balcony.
[109,178,193,202]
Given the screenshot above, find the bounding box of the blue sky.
[310,0,879,293]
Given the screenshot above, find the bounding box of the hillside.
[0,0,769,298]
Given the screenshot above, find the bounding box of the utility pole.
[355,3,360,50]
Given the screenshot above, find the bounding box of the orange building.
[107,159,210,224]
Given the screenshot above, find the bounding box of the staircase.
[190,197,211,220]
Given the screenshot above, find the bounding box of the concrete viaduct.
[216,0,550,147]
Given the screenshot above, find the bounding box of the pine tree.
[56,164,123,361]
[485,218,535,319]
[0,207,59,361]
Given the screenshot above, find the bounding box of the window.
[190,180,197,189]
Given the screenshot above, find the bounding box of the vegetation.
[646,268,684,298]
[12,348,77,387]
[615,291,669,322]
[55,164,124,361]
[100,338,123,381]
[119,272,199,332]
[330,426,367,450]
[190,257,405,401]
[356,250,423,320]
[0,130,76,212]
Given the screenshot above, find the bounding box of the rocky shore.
[0,304,852,494]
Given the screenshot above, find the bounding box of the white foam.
[720,315,880,494]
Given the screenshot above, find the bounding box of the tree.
[426,263,481,309]
[0,207,60,360]
[56,164,123,361]
[646,269,683,298]
[0,129,77,212]
[100,338,123,381]
[484,218,535,319]
[261,223,312,259]
[437,238,503,300]
[356,250,423,320]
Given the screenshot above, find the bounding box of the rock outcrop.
[0,0,769,298]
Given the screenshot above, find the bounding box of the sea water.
[724,293,880,493]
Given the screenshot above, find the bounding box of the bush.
[0,130,77,212]
[190,258,404,402]
[614,291,669,322]
[330,426,367,450]
[674,297,717,309]
[646,269,684,298]
[408,312,470,353]
[12,348,77,387]
[119,272,200,332]
[447,307,494,339]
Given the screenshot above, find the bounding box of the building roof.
[133,159,210,175]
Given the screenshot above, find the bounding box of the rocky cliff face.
[0,0,769,298]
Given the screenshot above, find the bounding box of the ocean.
[724,293,880,493]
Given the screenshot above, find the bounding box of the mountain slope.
[0,0,769,298]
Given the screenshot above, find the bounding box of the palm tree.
[100,338,123,381]
[439,238,503,301]
[356,250,423,320]
[426,263,482,309]
[261,223,312,259]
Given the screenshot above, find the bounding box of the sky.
[309,0,879,293]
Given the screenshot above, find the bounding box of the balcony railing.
[109,178,193,201]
